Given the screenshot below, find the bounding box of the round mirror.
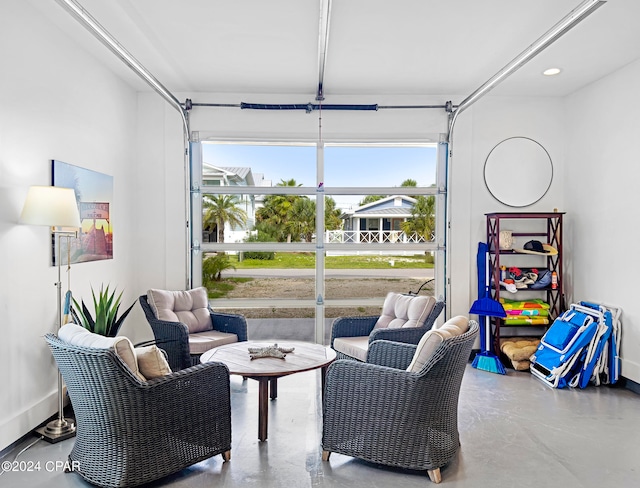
[483,137,553,207]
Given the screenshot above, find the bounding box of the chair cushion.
[147,287,212,333]
[135,345,172,379]
[188,330,239,355]
[58,323,146,381]
[332,336,370,361]
[374,293,437,329]
[406,316,470,373]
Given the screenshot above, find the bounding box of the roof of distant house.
[341,195,417,218]
[203,163,255,186]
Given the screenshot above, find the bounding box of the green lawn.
[234,252,434,269]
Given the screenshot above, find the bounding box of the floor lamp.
[20,185,81,443]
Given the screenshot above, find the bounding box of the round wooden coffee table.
[201,341,336,441]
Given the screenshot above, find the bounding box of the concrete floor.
[2,363,639,488]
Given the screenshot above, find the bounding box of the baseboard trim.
[0,387,72,453]
[622,377,640,395]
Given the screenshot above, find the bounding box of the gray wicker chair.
[44,333,232,488]
[140,294,248,371]
[329,296,445,361]
[322,321,478,484]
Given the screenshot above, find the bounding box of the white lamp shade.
[20,186,81,228]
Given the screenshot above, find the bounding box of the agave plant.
[71,284,136,337]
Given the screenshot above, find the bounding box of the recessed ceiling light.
[543,68,562,76]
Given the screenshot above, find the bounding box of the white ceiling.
[32,0,640,103]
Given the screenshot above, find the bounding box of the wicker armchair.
[140,293,248,371]
[44,333,232,488]
[322,320,478,484]
[330,294,445,361]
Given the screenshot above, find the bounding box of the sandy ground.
[221,277,435,318]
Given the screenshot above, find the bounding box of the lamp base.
[34,417,76,443]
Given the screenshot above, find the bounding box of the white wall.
[565,58,640,383]
[0,0,140,450]
[450,96,566,321]
[133,93,188,293]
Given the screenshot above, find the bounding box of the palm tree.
[359,179,417,206]
[401,195,436,241]
[256,179,303,242]
[358,194,384,206]
[277,178,302,188]
[256,194,294,242]
[286,197,313,242]
[401,178,418,187]
[324,196,343,231]
[203,194,248,243]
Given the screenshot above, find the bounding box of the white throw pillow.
[374,293,436,329]
[58,323,146,381]
[147,287,212,333]
[406,316,470,373]
[135,345,172,379]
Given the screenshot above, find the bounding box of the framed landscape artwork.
[52,160,114,265]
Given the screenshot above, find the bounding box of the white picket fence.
[325,230,431,244]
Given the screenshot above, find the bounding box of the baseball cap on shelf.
[515,240,558,256]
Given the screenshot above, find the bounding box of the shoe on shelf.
[524,272,538,285]
[509,267,527,284]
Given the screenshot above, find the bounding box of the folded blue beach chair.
[530,301,622,389]
[572,303,611,388]
[577,301,622,386]
[607,307,621,384]
[530,307,598,388]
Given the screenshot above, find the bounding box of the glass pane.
[204,250,314,300]
[324,145,437,189]
[206,251,321,340]
[206,250,435,327]
[324,253,435,305]
[324,268,436,319]
[201,193,256,243]
[201,192,319,243]
[202,143,316,188]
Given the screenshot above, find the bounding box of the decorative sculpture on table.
[248,343,295,360]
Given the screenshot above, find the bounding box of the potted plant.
[71,284,135,337]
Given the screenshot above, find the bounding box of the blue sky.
[202,143,437,210]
